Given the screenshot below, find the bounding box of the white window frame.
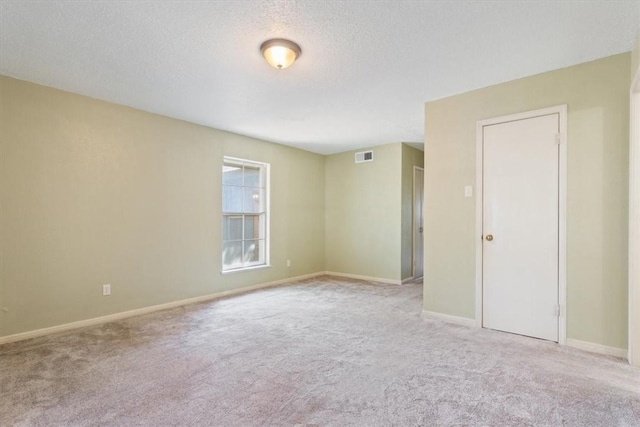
[221,156,270,273]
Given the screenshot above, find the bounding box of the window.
[222,157,269,271]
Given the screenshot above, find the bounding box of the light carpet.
[1,276,639,426]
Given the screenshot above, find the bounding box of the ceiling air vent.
[355,150,374,164]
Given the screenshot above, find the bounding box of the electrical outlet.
[286,259,291,267]
[102,284,111,296]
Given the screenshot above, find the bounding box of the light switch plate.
[464,186,473,198]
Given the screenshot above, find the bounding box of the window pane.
[223,215,243,240]
[222,241,243,268]
[244,215,258,239]
[243,188,263,213]
[222,165,243,186]
[244,166,261,188]
[243,239,264,264]
[260,214,265,239]
[222,185,243,212]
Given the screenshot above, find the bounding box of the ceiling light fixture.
[260,38,302,70]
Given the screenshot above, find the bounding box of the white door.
[482,113,559,342]
[414,167,424,278]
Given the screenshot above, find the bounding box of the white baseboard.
[421,310,476,328]
[0,271,325,346]
[324,271,401,285]
[566,338,628,359]
[401,276,416,284]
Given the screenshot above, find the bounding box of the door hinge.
[554,305,561,317]
[555,133,561,145]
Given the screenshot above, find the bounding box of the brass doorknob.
[485,234,494,241]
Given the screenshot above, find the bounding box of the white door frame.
[629,67,640,366]
[413,166,425,278]
[475,105,567,345]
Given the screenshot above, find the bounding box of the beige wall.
[630,30,640,366]
[401,144,424,280]
[424,53,630,349]
[632,33,640,81]
[325,143,402,281]
[0,76,326,338]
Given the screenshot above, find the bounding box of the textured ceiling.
[1,1,638,154]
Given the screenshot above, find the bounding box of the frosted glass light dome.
[260,39,301,70]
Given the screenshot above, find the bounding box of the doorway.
[413,166,424,278]
[475,106,567,343]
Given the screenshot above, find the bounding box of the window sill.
[221,264,271,275]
